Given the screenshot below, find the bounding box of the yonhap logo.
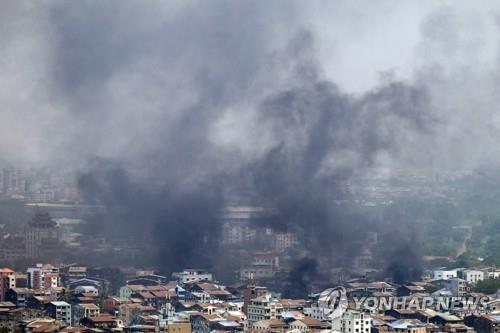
[319,286,347,320]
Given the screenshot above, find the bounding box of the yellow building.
[163,321,191,333]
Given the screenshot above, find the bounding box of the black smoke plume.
[78,159,225,274]
[283,257,318,299]
[384,243,423,284]
[57,4,433,284]
[77,72,430,283]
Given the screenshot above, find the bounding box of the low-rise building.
[74,286,99,296]
[73,303,100,326]
[26,295,55,310]
[274,232,299,252]
[386,319,426,333]
[80,315,124,331]
[240,265,275,281]
[46,301,72,326]
[173,270,213,284]
[190,313,223,333]
[251,319,287,331]
[397,285,426,297]
[340,310,371,333]
[288,317,324,332]
[486,300,500,313]
[487,271,500,280]
[472,314,500,333]
[446,278,470,297]
[6,288,36,307]
[460,270,485,284]
[0,268,16,301]
[434,270,458,281]
[247,294,283,326]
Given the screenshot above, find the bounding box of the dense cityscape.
[0,165,498,333]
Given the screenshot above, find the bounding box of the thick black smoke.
[77,72,430,282]
[384,243,423,284]
[239,72,430,290]
[283,257,318,299]
[51,3,434,283]
[78,159,225,274]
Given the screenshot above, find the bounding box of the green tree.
[473,279,500,294]
[424,285,439,294]
[453,253,481,268]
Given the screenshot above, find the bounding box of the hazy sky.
[1,1,500,173]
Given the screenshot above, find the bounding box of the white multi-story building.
[48,301,71,326]
[240,265,274,281]
[1,168,25,197]
[247,294,283,326]
[461,270,485,284]
[444,278,469,297]
[275,232,299,252]
[240,252,279,281]
[487,270,500,279]
[73,303,100,325]
[27,264,59,289]
[305,288,344,321]
[340,310,371,333]
[173,269,213,284]
[433,269,458,280]
[221,207,265,245]
[304,304,326,321]
[222,222,257,245]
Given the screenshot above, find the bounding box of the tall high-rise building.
[27,264,60,289]
[25,211,60,258]
[1,168,26,196]
[0,268,16,301]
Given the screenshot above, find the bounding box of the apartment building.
[340,310,371,333]
[247,294,283,326]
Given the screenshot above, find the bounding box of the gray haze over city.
[2,1,500,169]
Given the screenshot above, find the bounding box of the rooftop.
[488,315,500,322]
[388,320,426,329]
[0,268,14,273]
[29,211,56,228]
[217,320,241,327]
